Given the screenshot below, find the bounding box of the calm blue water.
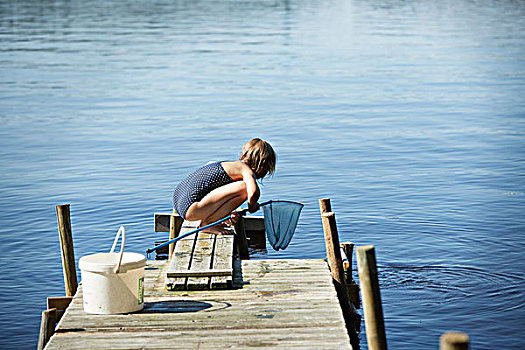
[1,0,524,348]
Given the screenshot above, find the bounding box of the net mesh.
[263,200,304,251]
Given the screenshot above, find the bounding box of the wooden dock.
[44,259,352,349]
[44,200,470,350]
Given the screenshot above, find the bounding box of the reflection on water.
[1,0,524,348]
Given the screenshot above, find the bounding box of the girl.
[173,138,276,233]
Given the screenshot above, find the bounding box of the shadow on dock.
[141,300,232,314]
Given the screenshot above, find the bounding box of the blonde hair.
[239,138,276,179]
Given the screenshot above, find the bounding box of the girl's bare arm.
[222,161,260,212]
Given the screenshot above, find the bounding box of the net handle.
[236,200,272,216]
[146,201,273,255]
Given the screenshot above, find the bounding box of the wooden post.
[319,201,360,348]
[319,197,332,215]
[341,242,354,282]
[56,204,78,297]
[320,198,361,310]
[321,213,347,284]
[440,332,469,350]
[234,217,250,260]
[342,241,360,309]
[169,214,182,261]
[356,245,387,350]
[37,308,57,350]
[47,296,73,323]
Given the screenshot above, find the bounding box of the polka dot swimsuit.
[173,161,234,219]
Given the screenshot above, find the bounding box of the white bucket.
[79,226,146,314]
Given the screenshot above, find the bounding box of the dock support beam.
[37,308,57,350]
[356,245,388,350]
[440,332,469,350]
[169,214,183,261]
[342,241,360,309]
[56,204,78,297]
[234,217,250,259]
[319,198,360,348]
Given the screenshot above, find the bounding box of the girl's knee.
[236,181,248,201]
[228,180,247,198]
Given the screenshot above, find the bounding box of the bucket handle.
[109,226,125,274]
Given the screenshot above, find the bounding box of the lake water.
[1,0,524,348]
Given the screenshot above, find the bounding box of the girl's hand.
[248,200,260,213]
[229,211,241,225]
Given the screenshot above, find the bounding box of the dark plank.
[154,212,183,233]
[166,269,232,278]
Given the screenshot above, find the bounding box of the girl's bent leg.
[185,181,248,226]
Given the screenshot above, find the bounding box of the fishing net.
[263,200,304,251]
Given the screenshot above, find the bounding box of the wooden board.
[186,232,215,290]
[243,215,265,231]
[165,220,199,290]
[154,212,183,232]
[210,233,234,288]
[165,220,235,290]
[45,259,352,349]
[167,269,232,277]
[154,213,263,232]
[47,297,73,323]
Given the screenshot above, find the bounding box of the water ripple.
[380,263,525,311]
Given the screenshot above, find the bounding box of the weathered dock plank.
[186,232,215,290]
[165,219,235,291]
[165,220,199,290]
[46,259,351,349]
[210,233,234,289]
[154,213,264,233]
